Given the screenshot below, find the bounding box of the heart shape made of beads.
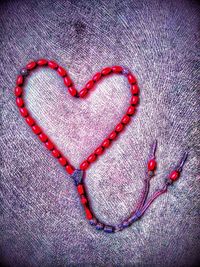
[14,59,140,175]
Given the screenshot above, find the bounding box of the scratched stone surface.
[0,0,200,266]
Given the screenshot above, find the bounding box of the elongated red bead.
[86,80,94,90]
[32,125,41,135]
[45,140,54,150]
[38,133,48,142]
[59,157,67,166]
[66,165,74,175]
[48,61,58,69]
[16,97,24,107]
[79,88,88,98]
[81,195,88,205]
[115,123,124,132]
[77,184,84,195]
[128,73,137,84]
[121,115,131,124]
[131,84,139,95]
[87,154,96,163]
[20,107,28,117]
[148,159,157,171]
[68,86,77,97]
[80,160,89,170]
[127,106,135,115]
[16,75,24,86]
[131,95,139,105]
[37,59,48,66]
[102,67,112,75]
[102,139,110,148]
[109,131,117,140]
[26,61,36,70]
[84,206,93,220]
[112,66,123,73]
[15,86,23,97]
[57,66,67,77]
[52,149,61,158]
[26,116,35,126]
[93,72,101,82]
[169,170,180,181]
[95,146,104,155]
[64,76,72,87]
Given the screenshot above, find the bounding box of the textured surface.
[0,0,200,266]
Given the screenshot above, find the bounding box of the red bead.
[20,107,28,117]
[131,95,139,105]
[121,115,131,125]
[66,165,75,175]
[14,86,23,97]
[102,139,110,148]
[84,206,93,220]
[25,116,35,126]
[102,67,112,75]
[57,66,67,77]
[93,72,101,82]
[115,123,124,132]
[37,59,48,66]
[59,157,67,166]
[68,86,77,97]
[77,184,84,195]
[81,195,88,205]
[80,160,89,170]
[86,80,94,90]
[131,84,139,95]
[128,73,137,84]
[32,125,41,135]
[148,159,157,171]
[26,61,37,70]
[112,65,123,73]
[87,154,96,163]
[45,140,54,150]
[95,146,104,155]
[127,106,135,115]
[38,133,48,142]
[109,131,117,140]
[79,88,88,98]
[169,170,180,181]
[48,61,58,69]
[64,76,72,87]
[16,75,24,86]
[52,149,61,158]
[16,97,24,107]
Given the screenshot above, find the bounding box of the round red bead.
[112,66,123,73]
[79,88,88,98]
[102,139,110,148]
[45,140,54,150]
[68,86,77,97]
[148,159,157,171]
[109,131,117,140]
[20,107,28,117]
[127,106,135,115]
[86,80,94,90]
[32,125,41,135]
[37,59,48,66]
[26,61,36,70]
[59,157,67,166]
[64,76,72,87]
[81,195,88,205]
[121,115,131,124]
[66,165,75,175]
[131,84,139,95]
[15,86,23,97]
[77,184,84,195]
[57,66,67,77]
[102,67,112,76]
[52,149,61,158]
[169,170,180,181]
[84,207,93,220]
[93,72,101,82]
[16,75,24,86]
[16,97,24,107]
[80,160,89,170]
[38,133,48,142]
[115,123,124,132]
[95,146,104,155]
[48,61,58,69]
[131,95,139,105]
[128,73,137,84]
[25,116,35,126]
[87,154,96,163]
